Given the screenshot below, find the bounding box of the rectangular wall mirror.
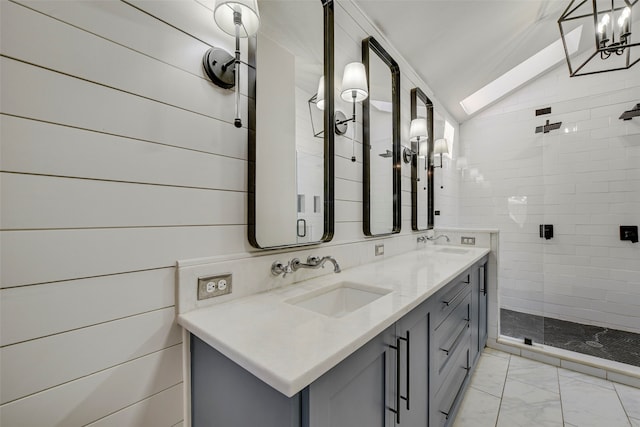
[411,88,434,231]
[248,0,334,249]
[362,36,401,237]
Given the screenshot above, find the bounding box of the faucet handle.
[306,255,321,265]
[271,261,293,278]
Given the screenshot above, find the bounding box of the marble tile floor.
[453,348,640,427]
[500,309,640,367]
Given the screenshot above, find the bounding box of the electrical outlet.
[198,273,232,300]
[375,244,385,256]
[461,236,476,245]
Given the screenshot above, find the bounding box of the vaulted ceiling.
[354,0,571,123]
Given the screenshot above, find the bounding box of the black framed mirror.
[410,88,434,231]
[362,36,401,237]
[248,0,334,249]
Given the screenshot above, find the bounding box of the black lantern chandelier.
[559,0,639,76]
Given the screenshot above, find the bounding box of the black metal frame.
[410,88,434,231]
[558,0,640,77]
[362,36,401,237]
[248,0,335,249]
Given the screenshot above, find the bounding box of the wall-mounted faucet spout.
[291,255,341,273]
[427,234,450,242]
[272,256,342,278]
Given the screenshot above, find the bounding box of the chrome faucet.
[427,234,450,242]
[271,261,293,278]
[271,255,341,278]
[291,255,341,273]
[417,235,427,243]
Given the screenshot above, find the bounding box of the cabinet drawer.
[433,271,471,329]
[432,345,470,427]
[433,293,470,385]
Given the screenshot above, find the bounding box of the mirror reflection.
[249,0,332,248]
[411,88,434,231]
[363,37,401,237]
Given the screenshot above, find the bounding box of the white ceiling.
[353,0,571,123]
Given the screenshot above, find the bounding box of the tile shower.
[456,55,640,369]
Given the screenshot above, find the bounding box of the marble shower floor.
[453,348,640,427]
[500,309,640,367]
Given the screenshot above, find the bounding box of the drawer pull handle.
[439,320,469,355]
[388,339,401,424]
[439,359,470,420]
[442,285,468,307]
[389,332,410,423]
[399,331,410,411]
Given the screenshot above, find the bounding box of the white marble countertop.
[178,245,490,397]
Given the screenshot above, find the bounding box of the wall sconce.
[403,118,428,163]
[433,138,449,168]
[337,62,368,162]
[203,0,260,128]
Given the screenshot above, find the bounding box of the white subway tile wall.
[458,58,640,333]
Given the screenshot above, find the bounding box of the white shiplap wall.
[0,0,458,425]
[458,59,640,332]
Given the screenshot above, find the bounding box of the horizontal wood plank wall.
[0,0,456,425]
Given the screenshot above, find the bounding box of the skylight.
[459,25,583,116]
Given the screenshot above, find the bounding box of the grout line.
[557,365,566,426]
[493,353,510,426]
[612,382,634,426]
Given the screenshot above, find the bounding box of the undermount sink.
[436,247,470,255]
[286,281,392,318]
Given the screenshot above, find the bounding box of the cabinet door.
[307,325,396,427]
[478,262,488,350]
[395,301,429,426]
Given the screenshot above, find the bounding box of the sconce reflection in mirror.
[433,138,449,168]
[403,118,428,165]
[338,62,369,162]
[308,76,325,138]
[203,0,260,128]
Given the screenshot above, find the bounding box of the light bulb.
[618,7,630,28]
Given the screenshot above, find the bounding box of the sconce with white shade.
[203,0,260,128]
[433,138,449,168]
[403,118,428,163]
[307,75,325,138]
[336,62,368,162]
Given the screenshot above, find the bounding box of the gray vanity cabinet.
[477,261,488,356]
[191,335,302,427]
[306,324,396,427]
[393,299,430,426]
[430,270,472,427]
[190,254,489,427]
[470,259,489,365]
[311,301,430,427]
[191,325,398,427]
